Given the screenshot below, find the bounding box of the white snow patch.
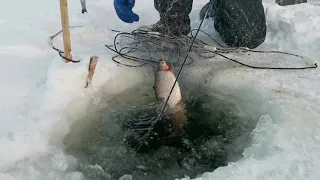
[0,46,47,58]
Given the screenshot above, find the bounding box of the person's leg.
[199,0,216,20]
[150,0,193,36]
[213,0,267,49]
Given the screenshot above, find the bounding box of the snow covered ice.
[0,0,320,180]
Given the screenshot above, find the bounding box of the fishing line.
[105,31,196,67]
[49,26,317,70]
[105,29,317,70]
[214,51,317,70]
[49,25,83,63]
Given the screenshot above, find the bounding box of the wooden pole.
[59,0,72,62]
[275,0,307,6]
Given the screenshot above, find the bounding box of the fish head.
[158,59,169,71]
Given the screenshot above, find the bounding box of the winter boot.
[139,0,192,36]
[139,16,190,36]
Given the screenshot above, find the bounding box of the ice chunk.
[119,174,132,180]
[51,153,68,171]
[65,171,85,180]
[243,114,281,159]
[80,163,111,180]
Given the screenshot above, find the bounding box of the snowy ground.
[0,0,320,180]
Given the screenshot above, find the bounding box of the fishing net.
[105,29,317,70]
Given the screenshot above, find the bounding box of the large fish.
[154,59,188,136]
[154,59,182,107]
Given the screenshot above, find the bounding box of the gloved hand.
[114,0,139,23]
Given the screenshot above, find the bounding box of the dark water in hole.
[63,87,260,180]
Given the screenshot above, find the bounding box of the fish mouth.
[159,58,165,64]
[158,58,168,70]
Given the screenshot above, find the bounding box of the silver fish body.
[154,59,187,137]
[154,70,182,108]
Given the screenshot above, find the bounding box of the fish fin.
[167,63,173,72]
[157,97,165,103]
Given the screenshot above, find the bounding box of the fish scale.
[155,70,182,108]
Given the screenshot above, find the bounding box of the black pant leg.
[153,0,194,35]
[213,0,267,49]
[154,0,193,18]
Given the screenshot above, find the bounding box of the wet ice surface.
[63,82,267,180]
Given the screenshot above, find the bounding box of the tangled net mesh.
[105,29,317,71]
